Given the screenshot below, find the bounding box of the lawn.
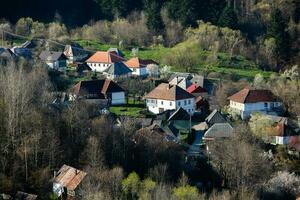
[109,99,147,117]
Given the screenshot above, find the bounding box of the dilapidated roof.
[39,50,67,62]
[54,165,87,191]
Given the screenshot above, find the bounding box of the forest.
[1,0,300,199]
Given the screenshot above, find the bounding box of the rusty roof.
[54,165,87,191]
[186,83,208,94]
[145,83,195,101]
[228,87,278,103]
[86,51,125,63]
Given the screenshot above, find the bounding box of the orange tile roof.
[228,87,278,103]
[124,57,158,68]
[54,165,87,191]
[86,51,125,63]
[145,83,195,101]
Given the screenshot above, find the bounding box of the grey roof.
[205,109,227,126]
[10,47,32,59]
[168,107,190,121]
[108,48,125,57]
[104,62,132,75]
[39,50,67,62]
[204,123,233,139]
[168,73,193,82]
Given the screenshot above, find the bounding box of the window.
[170,101,172,106]
[133,69,137,72]
[188,109,190,112]
[184,100,187,105]
[161,101,164,105]
[188,100,191,104]
[178,101,181,106]
[264,103,268,108]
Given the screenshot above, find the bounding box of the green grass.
[75,38,275,80]
[109,99,146,117]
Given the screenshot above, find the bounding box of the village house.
[72,79,126,106]
[169,74,192,90]
[144,83,195,114]
[250,114,300,146]
[103,61,132,80]
[39,50,67,70]
[64,44,89,64]
[53,165,87,199]
[228,87,282,120]
[124,57,158,76]
[86,51,125,72]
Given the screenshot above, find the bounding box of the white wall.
[130,67,148,76]
[230,100,282,112]
[146,97,195,114]
[111,92,126,105]
[275,136,289,145]
[87,62,111,72]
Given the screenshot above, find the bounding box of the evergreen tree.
[268,8,290,62]
[218,6,238,29]
[145,0,164,34]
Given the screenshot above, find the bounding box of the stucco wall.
[88,62,111,72]
[146,98,195,114]
[111,92,126,105]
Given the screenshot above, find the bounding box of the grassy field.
[109,99,146,117]
[75,39,275,79]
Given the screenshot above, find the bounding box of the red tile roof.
[145,83,195,101]
[228,87,278,103]
[86,51,125,63]
[54,165,87,191]
[186,83,208,94]
[124,57,158,68]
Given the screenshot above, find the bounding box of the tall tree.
[145,0,165,34]
[268,8,290,64]
[218,5,238,29]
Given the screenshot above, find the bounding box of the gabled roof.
[15,191,37,200]
[186,83,208,94]
[73,79,124,97]
[104,62,132,75]
[86,51,125,63]
[39,50,67,62]
[108,48,125,57]
[54,165,87,191]
[205,109,227,126]
[10,47,32,59]
[145,83,195,101]
[228,87,278,103]
[204,123,233,139]
[168,107,190,121]
[0,47,15,58]
[124,57,159,68]
[64,44,89,58]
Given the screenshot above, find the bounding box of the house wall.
[275,136,289,145]
[111,92,126,105]
[46,60,66,70]
[130,67,148,76]
[146,98,195,114]
[230,100,282,119]
[87,62,111,72]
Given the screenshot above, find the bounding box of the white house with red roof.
[86,51,125,72]
[228,87,282,119]
[144,83,195,114]
[124,57,158,76]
